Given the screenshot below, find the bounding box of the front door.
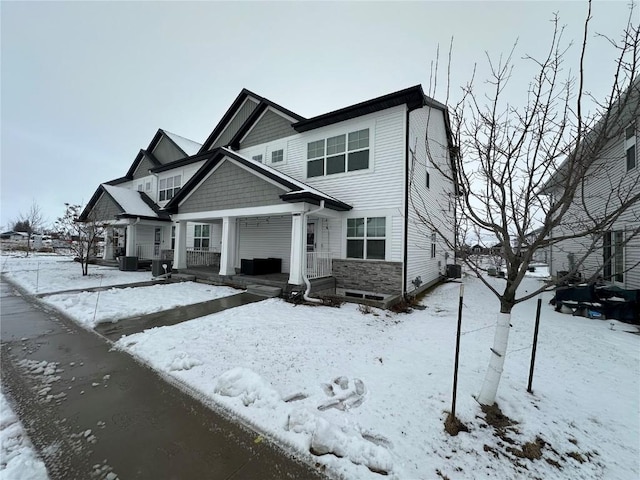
[306,221,316,253]
[154,227,161,257]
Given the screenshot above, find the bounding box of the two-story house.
[80,85,458,305]
[545,80,639,290]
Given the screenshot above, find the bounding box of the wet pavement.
[95,292,263,341]
[0,281,326,480]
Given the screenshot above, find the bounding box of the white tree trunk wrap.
[477,312,512,405]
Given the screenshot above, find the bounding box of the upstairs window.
[626,123,636,171]
[137,183,144,192]
[159,175,181,201]
[346,217,385,260]
[271,149,284,163]
[193,224,210,250]
[252,154,263,163]
[307,128,370,178]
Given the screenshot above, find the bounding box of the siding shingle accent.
[240,110,297,149]
[179,160,288,213]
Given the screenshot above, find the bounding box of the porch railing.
[136,244,163,260]
[186,247,220,267]
[307,251,333,279]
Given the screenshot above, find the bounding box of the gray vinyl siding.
[550,122,639,289]
[132,155,157,180]
[179,160,288,214]
[92,192,124,222]
[406,107,456,293]
[212,99,259,149]
[153,135,187,164]
[237,215,292,273]
[240,110,297,149]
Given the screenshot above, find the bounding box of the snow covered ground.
[0,391,49,480]
[0,254,152,294]
[44,283,240,328]
[1,254,638,479]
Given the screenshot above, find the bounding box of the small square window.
[327,154,346,175]
[307,140,324,159]
[348,129,369,150]
[307,159,324,177]
[327,135,346,155]
[348,150,369,171]
[347,218,365,237]
[271,149,284,163]
[252,154,263,163]
[347,239,364,258]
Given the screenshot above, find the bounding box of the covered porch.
[171,206,340,286]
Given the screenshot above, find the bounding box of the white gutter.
[302,200,325,303]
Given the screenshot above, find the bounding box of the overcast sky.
[0,1,633,230]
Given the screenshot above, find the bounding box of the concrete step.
[171,273,196,282]
[246,284,282,298]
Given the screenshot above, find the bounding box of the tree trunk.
[476,298,515,405]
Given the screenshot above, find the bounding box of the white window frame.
[626,122,636,171]
[159,174,182,202]
[346,216,386,260]
[193,224,210,251]
[307,127,371,179]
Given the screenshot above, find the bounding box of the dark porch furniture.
[240,258,282,275]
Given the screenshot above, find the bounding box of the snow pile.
[44,282,240,327]
[214,367,281,408]
[0,391,49,480]
[166,353,203,372]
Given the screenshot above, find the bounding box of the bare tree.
[414,1,639,409]
[54,203,105,276]
[13,201,45,257]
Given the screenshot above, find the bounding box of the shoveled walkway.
[0,281,326,480]
[95,292,264,341]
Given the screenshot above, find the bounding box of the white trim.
[171,202,307,222]
[304,123,375,180]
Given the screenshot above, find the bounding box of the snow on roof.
[162,130,202,156]
[102,184,158,218]
[220,147,345,205]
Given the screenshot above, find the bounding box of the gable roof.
[162,130,202,156]
[125,149,162,179]
[198,89,306,153]
[164,147,351,213]
[78,184,171,222]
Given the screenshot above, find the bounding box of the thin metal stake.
[527,297,542,393]
[451,284,464,418]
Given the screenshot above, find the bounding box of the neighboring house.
[545,81,639,289]
[0,231,29,242]
[524,228,550,264]
[80,86,458,304]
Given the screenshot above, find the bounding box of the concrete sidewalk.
[0,281,326,480]
[95,292,264,341]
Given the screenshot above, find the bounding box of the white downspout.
[303,200,325,303]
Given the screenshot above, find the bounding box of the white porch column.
[103,227,114,260]
[219,216,237,276]
[125,222,137,257]
[173,221,187,269]
[289,213,305,285]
